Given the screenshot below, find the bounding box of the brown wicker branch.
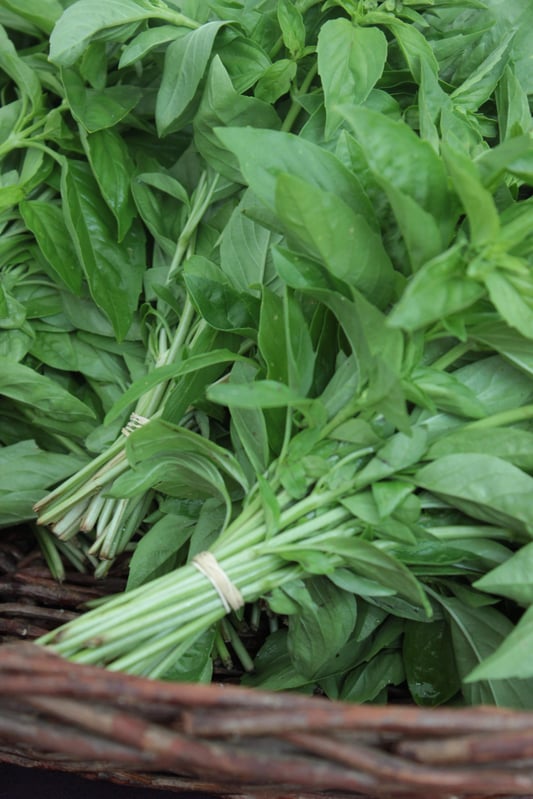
[2,534,533,799]
[1,642,533,798]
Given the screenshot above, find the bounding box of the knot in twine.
[192,551,244,613]
[122,412,150,437]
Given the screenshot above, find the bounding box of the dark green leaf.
[61,159,145,340]
[286,577,357,680]
[433,593,533,708]
[403,618,461,706]
[340,650,405,703]
[184,255,260,334]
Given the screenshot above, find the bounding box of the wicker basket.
[2,530,533,799]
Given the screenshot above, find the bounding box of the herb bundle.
[1,0,533,707]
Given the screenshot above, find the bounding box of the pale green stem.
[463,403,533,430]
[281,62,318,133]
[34,437,126,514]
[431,342,471,371]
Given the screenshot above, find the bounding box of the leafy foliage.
[1,0,533,706]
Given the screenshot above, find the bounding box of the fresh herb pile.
[1,0,533,708]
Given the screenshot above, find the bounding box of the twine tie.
[192,551,244,613]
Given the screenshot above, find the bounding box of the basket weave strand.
[0,642,533,798]
[2,534,533,799]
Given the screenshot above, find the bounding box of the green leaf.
[81,128,136,241]
[118,25,185,68]
[286,577,357,680]
[415,454,533,537]
[216,126,376,225]
[49,0,169,66]
[160,628,215,683]
[114,453,233,525]
[61,159,145,340]
[126,512,196,589]
[340,106,456,244]
[403,618,461,706]
[0,357,95,426]
[62,69,142,132]
[474,543,533,605]
[242,629,312,691]
[184,255,260,335]
[484,269,533,340]
[208,379,307,410]
[379,179,444,271]
[125,419,248,492]
[314,536,432,614]
[383,16,438,83]
[317,20,387,138]
[194,57,280,183]
[228,362,270,475]
[274,173,395,308]
[254,58,296,104]
[219,194,273,294]
[0,440,87,526]
[471,321,533,378]
[450,30,513,112]
[340,651,405,703]
[496,65,533,141]
[434,593,533,708]
[0,25,41,113]
[156,21,226,136]
[411,366,487,419]
[258,288,287,384]
[355,428,428,488]
[0,0,62,35]
[277,0,305,57]
[217,32,271,94]
[284,289,315,396]
[389,244,484,331]
[104,348,249,424]
[442,142,500,247]
[428,427,533,472]
[466,606,533,683]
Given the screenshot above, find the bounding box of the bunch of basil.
[1,0,533,707]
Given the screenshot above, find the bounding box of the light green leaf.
[49,0,174,66]
[277,0,305,57]
[208,379,308,410]
[156,21,226,136]
[474,543,533,605]
[415,454,533,536]
[215,126,376,225]
[318,20,387,138]
[442,142,500,247]
[274,173,395,308]
[466,606,533,683]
